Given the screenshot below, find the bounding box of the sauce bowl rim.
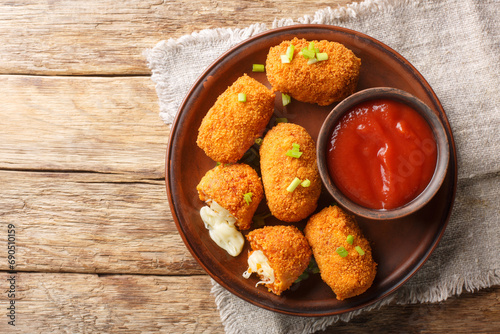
[317,87,450,220]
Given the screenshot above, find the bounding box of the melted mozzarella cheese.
[242,250,275,287]
[200,201,244,257]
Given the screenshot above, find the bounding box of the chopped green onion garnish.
[317,53,328,61]
[286,150,302,158]
[280,54,290,63]
[252,64,265,72]
[308,259,318,273]
[254,138,263,145]
[314,47,320,54]
[287,177,302,192]
[346,235,354,245]
[216,162,222,166]
[238,93,247,102]
[286,142,303,158]
[307,58,318,65]
[295,257,320,283]
[301,48,315,59]
[301,179,311,187]
[282,93,291,106]
[336,246,348,258]
[286,44,295,61]
[243,192,253,205]
[294,271,309,283]
[308,41,315,51]
[308,257,319,273]
[240,147,260,172]
[355,246,365,255]
[275,117,288,124]
[252,212,272,227]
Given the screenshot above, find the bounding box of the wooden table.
[1,1,498,332]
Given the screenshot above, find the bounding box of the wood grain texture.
[0,0,498,332]
[323,287,500,333]
[0,272,497,333]
[0,273,223,333]
[0,170,204,275]
[0,75,166,178]
[0,0,354,75]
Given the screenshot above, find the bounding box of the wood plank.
[0,170,204,275]
[323,287,500,333]
[0,272,223,333]
[0,272,497,333]
[0,0,355,75]
[0,75,167,178]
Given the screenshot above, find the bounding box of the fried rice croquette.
[243,225,312,295]
[197,74,275,163]
[266,38,361,106]
[197,163,263,231]
[304,206,377,300]
[259,123,321,222]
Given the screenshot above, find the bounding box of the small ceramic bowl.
[317,87,450,220]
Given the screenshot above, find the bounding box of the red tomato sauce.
[327,99,437,210]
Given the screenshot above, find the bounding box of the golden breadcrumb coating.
[304,206,377,300]
[259,123,321,222]
[266,38,361,106]
[196,163,263,230]
[246,225,312,295]
[197,74,275,163]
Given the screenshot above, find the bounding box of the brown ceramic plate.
[166,25,457,316]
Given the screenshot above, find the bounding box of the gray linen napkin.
[145,0,500,332]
